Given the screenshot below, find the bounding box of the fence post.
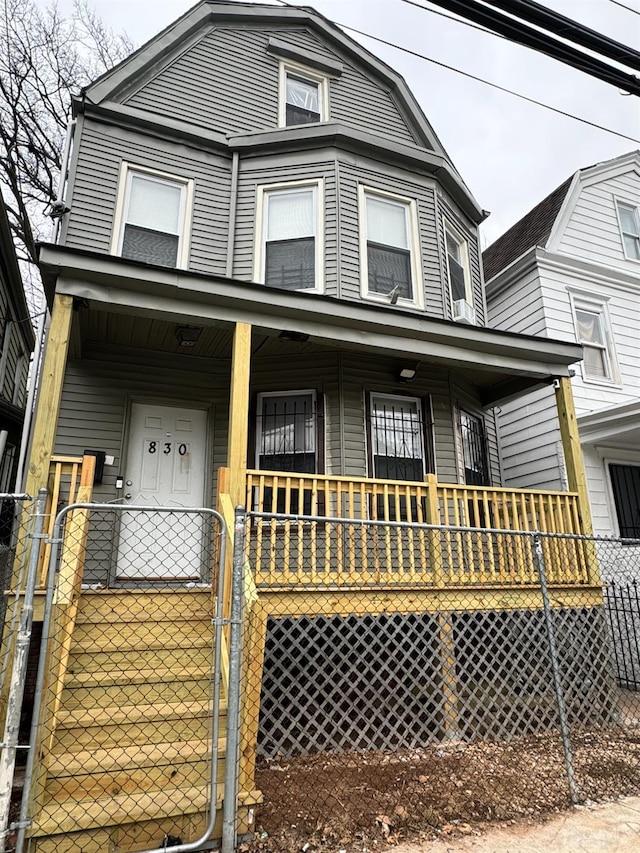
[0,489,48,852]
[221,507,248,853]
[534,531,579,804]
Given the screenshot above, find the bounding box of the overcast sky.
[64,0,640,246]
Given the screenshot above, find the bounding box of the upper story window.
[445,224,475,323]
[279,62,328,127]
[609,463,640,538]
[616,201,640,261]
[255,181,324,293]
[359,187,422,308]
[570,295,618,384]
[112,164,193,269]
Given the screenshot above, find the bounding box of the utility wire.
[401,0,507,39]
[275,0,639,144]
[338,21,640,144]
[608,0,640,16]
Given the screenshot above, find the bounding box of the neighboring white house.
[485,150,640,540]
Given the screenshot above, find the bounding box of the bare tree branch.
[0,0,132,307]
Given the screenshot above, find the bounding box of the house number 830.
[148,441,187,455]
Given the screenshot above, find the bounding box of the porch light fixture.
[398,364,418,383]
[278,330,310,343]
[175,325,202,347]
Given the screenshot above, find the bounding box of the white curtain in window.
[267,189,314,241]
[366,196,408,249]
[575,309,603,345]
[372,397,421,458]
[128,174,182,234]
[619,205,639,236]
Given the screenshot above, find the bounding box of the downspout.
[14,311,48,493]
[226,151,240,278]
[52,119,76,243]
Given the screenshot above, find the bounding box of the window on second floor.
[255,181,323,293]
[112,165,193,269]
[445,224,474,323]
[609,463,640,538]
[570,296,618,384]
[616,201,640,261]
[359,188,422,307]
[279,62,328,127]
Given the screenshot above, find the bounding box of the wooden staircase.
[28,589,231,853]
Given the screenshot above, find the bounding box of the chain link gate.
[6,500,241,853]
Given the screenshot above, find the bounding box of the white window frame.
[358,186,423,309]
[278,60,328,127]
[255,389,319,472]
[615,199,640,262]
[111,162,194,270]
[253,179,324,293]
[445,221,473,309]
[569,293,619,386]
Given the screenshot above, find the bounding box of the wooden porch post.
[23,294,73,499]
[227,322,252,508]
[554,377,593,536]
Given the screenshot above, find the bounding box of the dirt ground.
[242,729,640,853]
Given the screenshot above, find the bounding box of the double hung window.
[256,182,322,292]
[570,295,617,384]
[280,63,327,127]
[113,165,193,268]
[616,202,640,261]
[360,188,421,306]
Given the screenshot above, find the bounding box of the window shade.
[366,196,408,248]
[128,175,182,234]
[267,189,314,241]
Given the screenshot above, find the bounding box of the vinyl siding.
[232,153,337,290]
[487,267,548,337]
[125,25,417,145]
[557,171,640,273]
[438,195,485,326]
[65,119,232,276]
[337,159,442,314]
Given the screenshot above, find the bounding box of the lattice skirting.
[257,606,619,758]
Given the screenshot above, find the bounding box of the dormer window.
[616,201,640,261]
[359,187,422,308]
[279,62,328,127]
[112,164,193,269]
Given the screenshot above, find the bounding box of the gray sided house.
[485,150,640,553]
[16,2,601,851]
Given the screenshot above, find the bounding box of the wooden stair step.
[45,736,226,776]
[69,622,211,652]
[68,644,212,673]
[76,590,212,623]
[31,784,221,837]
[64,664,210,688]
[55,699,224,730]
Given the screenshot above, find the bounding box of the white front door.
[116,402,208,580]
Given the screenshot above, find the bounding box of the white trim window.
[445,223,473,305]
[571,296,617,384]
[279,62,328,127]
[256,390,318,474]
[255,181,323,292]
[616,201,640,261]
[359,187,422,307]
[112,164,193,269]
[369,393,426,482]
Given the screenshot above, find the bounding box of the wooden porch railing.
[239,469,592,588]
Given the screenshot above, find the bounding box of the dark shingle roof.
[482,175,574,282]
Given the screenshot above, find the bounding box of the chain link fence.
[236,513,640,852]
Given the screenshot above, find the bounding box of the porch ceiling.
[41,244,582,407]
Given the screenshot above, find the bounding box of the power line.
[275,0,639,144]
[608,0,640,17]
[338,21,640,144]
[401,0,507,39]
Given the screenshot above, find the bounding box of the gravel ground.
[242,727,640,853]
